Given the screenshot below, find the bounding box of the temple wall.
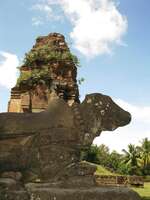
[8,33,80,113]
[95,175,144,187]
[8,99,22,113]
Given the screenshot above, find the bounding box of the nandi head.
[80,93,131,145]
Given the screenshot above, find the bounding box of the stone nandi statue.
[0,93,131,186]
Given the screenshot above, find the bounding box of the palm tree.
[122,144,140,175]
[138,138,150,175]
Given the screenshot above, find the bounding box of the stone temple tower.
[8,33,80,113]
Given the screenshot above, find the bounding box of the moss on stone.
[23,45,80,67]
[16,68,50,87]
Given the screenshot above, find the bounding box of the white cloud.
[32,3,53,18]
[94,99,150,152]
[32,3,52,13]
[0,52,19,89]
[31,2,62,26]
[33,0,127,57]
[32,17,44,26]
[31,3,53,26]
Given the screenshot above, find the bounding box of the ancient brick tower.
[8,33,80,113]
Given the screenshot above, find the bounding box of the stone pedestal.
[26,186,141,200]
[0,184,141,200]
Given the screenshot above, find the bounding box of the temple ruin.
[8,33,80,113]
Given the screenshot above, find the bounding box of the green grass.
[81,161,114,175]
[95,164,114,175]
[84,162,150,200]
[132,182,150,200]
[144,176,150,182]
[94,163,150,200]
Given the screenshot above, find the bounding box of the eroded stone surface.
[8,33,79,113]
[0,94,131,184]
[95,175,144,187]
[24,187,141,200]
[0,184,141,200]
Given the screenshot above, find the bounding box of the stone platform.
[0,183,141,200]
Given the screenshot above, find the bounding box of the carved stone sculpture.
[0,93,131,185]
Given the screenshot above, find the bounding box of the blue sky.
[0,0,150,152]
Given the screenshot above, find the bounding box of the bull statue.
[0,93,131,186]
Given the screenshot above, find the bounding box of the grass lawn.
[95,164,114,175]
[81,161,115,175]
[132,182,150,200]
[87,162,150,200]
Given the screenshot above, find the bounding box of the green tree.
[81,144,110,166]
[108,150,122,172]
[122,144,141,175]
[138,138,150,175]
[81,145,100,164]
[97,144,110,167]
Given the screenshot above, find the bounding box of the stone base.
[0,185,141,200]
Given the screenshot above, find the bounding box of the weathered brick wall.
[8,99,22,113]
[8,33,80,113]
[95,175,144,187]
